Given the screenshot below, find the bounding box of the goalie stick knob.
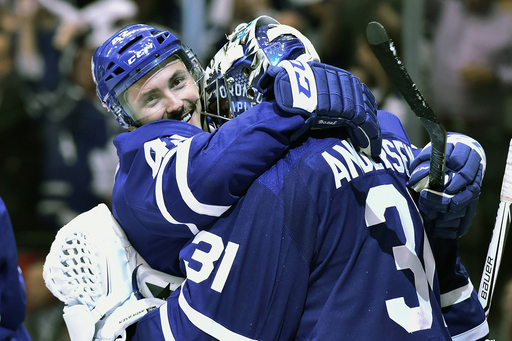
[366,21,391,46]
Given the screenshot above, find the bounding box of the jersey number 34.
[366,184,436,333]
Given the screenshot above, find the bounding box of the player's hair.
[92,24,204,130]
[203,15,320,127]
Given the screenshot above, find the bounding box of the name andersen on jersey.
[321,138,414,189]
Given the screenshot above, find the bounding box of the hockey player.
[0,196,31,341]
[44,16,487,341]
[127,18,488,340]
[90,20,380,278]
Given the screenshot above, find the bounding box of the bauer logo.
[126,41,155,66]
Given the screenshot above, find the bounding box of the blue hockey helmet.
[92,24,204,129]
[203,15,320,127]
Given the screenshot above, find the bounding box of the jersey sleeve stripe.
[451,320,490,341]
[440,281,473,308]
[178,281,257,341]
[156,148,200,235]
[176,138,232,216]
[159,302,176,341]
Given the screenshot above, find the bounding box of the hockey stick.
[478,138,512,317]
[365,21,447,189]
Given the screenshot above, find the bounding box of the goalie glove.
[257,60,381,157]
[43,204,183,341]
[408,133,486,239]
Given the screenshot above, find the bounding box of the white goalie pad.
[43,203,180,341]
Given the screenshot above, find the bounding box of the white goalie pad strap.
[95,295,166,341]
[63,305,96,341]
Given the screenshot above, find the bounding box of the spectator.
[426,0,512,328]
[0,7,43,237]
[36,34,123,229]
[11,0,126,231]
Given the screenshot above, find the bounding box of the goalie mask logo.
[203,15,319,126]
[207,61,265,118]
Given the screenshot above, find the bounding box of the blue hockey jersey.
[112,102,305,276]
[0,197,31,341]
[128,111,488,340]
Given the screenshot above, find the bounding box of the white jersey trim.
[440,281,473,308]
[451,319,489,341]
[156,147,199,235]
[159,302,176,341]
[178,280,257,341]
[176,138,232,216]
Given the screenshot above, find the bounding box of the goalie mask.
[92,24,204,130]
[203,15,320,127]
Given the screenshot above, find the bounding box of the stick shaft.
[478,138,512,316]
[366,21,447,189]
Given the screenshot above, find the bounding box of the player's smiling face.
[124,56,202,129]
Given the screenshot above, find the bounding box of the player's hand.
[408,133,486,239]
[257,60,381,157]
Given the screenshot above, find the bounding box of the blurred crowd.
[1,0,512,339]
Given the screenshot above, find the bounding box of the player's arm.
[121,64,380,236]
[408,133,489,340]
[430,238,489,340]
[0,198,30,341]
